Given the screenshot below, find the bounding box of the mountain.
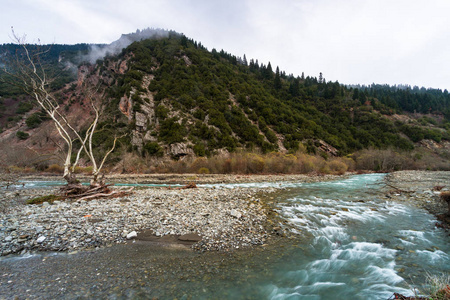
[0,30,449,171]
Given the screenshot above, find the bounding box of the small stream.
[1,174,449,299]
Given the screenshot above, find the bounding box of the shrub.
[143,142,164,157]
[189,157,208,173]
[327,159,348,175]
[16,131,29,140]
[46,164,64,174]
[16,101,33,114]
[247,153,265,173]
[8,166,35,174]
[197,167,210,174]
[74,166,93,174]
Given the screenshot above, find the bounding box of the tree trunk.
[63,172,79,185]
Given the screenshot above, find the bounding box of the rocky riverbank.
[0,185,284,256]
[384,171,450,229]
[0,173,348,256]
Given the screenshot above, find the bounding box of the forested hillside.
[1,30,449,172]
[101,32,449,155]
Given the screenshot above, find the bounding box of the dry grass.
[114,151,356,175]
[423,273,450,300]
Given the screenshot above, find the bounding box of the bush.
[16,101,33,114]
[46,164,64,174]
[353,149,415,171]
[16,131,29,140]
[247,153,265,173]
[74,166,93,174]
[327,159,348,175]
[143,142,164,157]
[197,167,210,174]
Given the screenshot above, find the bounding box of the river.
[1,173,449,299]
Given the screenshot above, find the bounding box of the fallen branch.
[76,187,134,201]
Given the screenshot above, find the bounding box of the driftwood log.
[60,183,133,201]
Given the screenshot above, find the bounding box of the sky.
[2,0,450,90]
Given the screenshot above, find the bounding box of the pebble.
[126,231,137,240]
[36,236,46,243]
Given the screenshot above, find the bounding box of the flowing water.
[1,174,449,299]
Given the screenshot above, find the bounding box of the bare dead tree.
[0,29,121,189]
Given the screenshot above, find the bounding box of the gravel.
[384,171,450,216]
[0,186,279,256]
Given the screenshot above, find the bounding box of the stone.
[4,236,13,242]
[230,209,242,219]
[126,231,137,240]
[36,236,46,243]
[169,143,194,158]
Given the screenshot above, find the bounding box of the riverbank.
[0,173,345,256]
[0,187,272,256]
[384,171,450,229]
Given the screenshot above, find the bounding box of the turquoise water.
[1,174,449,299]
[263,174,450,299]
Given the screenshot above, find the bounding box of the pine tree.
[274,66,282,90]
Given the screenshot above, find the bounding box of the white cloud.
[1,0,449,89]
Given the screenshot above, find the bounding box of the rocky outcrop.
[119,95,132,120]
[135,112,147,129]
[77,65,95,87]
[317,140,338,156]
[131,130,143,152]
[419,139,450,152]
[143,131,157,142]
[118,59,128,74]
[169,143,194,158]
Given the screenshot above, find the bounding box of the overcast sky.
[2,0,450,90]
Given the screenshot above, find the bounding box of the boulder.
[169,143,194,158]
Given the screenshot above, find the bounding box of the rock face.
[135,112,147,129]
[169,143,194,158]
[77,65,93,87]
[119,95,132,120]
[118,59,128,74]
[317,140,338,156]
